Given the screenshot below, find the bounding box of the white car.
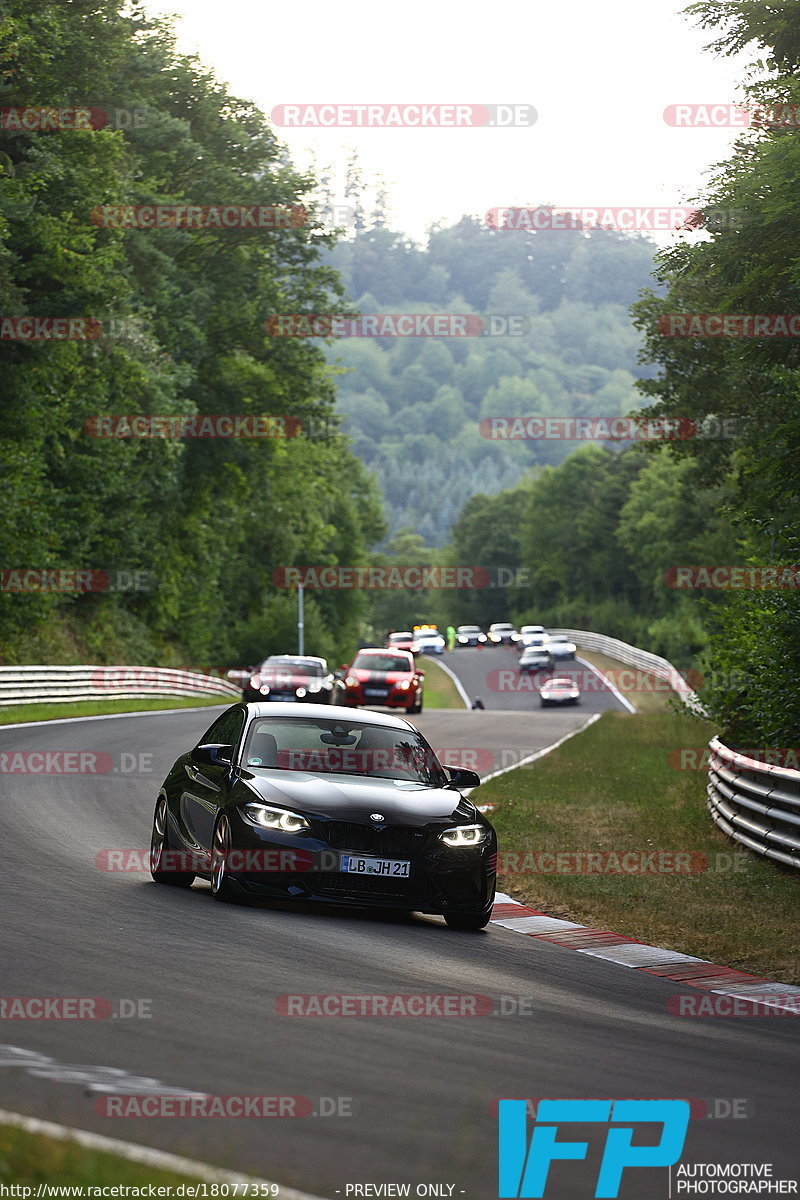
[415,629,445,655]
[487,622,520,645]
[539,676,581,706]
[519,625,550,648]
[548,635,577,660]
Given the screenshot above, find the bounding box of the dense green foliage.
[443,444,740,668]
[324,220,658,545]
[0,0,384,668]
[631,0,800,744]
[443,0,800,744]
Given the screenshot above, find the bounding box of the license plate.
[340,855,411,878]
[363,688,388,698]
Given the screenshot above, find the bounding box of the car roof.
[242,700,417,730]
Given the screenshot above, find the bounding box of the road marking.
[474,712,602,802]
[0,1108,328,1199]
[489,894,798,1010]
[575,655,636,713]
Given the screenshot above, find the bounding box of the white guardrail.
[553,629,800,871]
[0,665,240,707]
[549,628,705,714]
[706,739,800,870]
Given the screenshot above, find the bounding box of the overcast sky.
[142,0,754,243]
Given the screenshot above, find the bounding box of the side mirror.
[417,669,425,677]
[446,767,481,790]
[194,742,233,766]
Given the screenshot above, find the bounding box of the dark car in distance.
[455,625,487,647]
[150,703,496,929]
[242,655,334,704]
[518,646,553,673]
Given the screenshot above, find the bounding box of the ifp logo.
[498,1099,690,1197]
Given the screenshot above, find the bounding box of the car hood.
[349,668,411,682]
[239,769,473,824]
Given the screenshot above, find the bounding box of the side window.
[200,707,245,755]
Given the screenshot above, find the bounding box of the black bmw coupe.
[150,702,497,929]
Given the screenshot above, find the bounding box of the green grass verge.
[418,657,466,709]
[0,695,230,726]
[0,1122,227,1187]
[485,709,800,983]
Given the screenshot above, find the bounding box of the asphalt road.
[1,700,798,1199]
[430,645,630,715]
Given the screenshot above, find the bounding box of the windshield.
[353,653,410,672]
[242,717,447,785]
[260,657,324,678]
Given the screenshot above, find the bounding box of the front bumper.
[221,821,496,915]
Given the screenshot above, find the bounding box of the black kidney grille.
[322,821,375,852]
[321,821,426,857]
[379,826,425,856]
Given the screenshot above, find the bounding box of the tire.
[210,814,248,904]
[445,909,492,931]
[150,795,195,887]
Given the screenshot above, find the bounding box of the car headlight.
[457,636,467,643]
[296,686,306,698]
[242,803,309,834]
[344,675,359,688]
[306,681,321,693]
[440,824,487,848]
[395,679,411,690]
[260,684,270,695]
[478,634,487,642]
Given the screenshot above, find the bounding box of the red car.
[337,648,425,714]
[386,631,420,654]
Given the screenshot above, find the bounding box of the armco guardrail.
[549,628,705,714]
[707,738,800,870]
[0,665,240,707]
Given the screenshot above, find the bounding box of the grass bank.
[418,657,465,709]
[484,708,799,983]
[0,695,228,726]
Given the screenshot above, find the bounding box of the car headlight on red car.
[344,676,360,688]
[395,680,411,690]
